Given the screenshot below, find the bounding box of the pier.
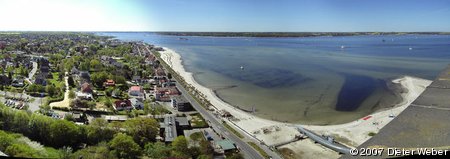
[295,126,352,154]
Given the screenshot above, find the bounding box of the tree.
[88,101,96,110]
[144,142,172,159]
[5,143,40,158]
[105,87,114,96]
[90,59,102,71]
[199,139,214,157]
[67,76,75,88]
[26,114,53,144]
[109,133,141,159]
[123,117,159,146]
[71,142,117,159]
[91,71,109,88]
[49,120,80,148]
[113,75,126,85]
[46,85,56,97]
[86,118,115,145]
[12,110,30,134]
[64,113,74,121]
[189,146,202,158]
[0,130,15,150]
[172,136,190,158]
[143,100,151,115]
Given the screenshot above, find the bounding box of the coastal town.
[0,31,439,159]
[0,32,263,158]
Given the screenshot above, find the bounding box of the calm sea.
[100,33,450,125]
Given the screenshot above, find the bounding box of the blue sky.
[1,0,449,31]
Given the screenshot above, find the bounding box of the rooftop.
[216,140,236,151]
[175,117,190,126]
[171,95,189,104]
[130,86,142,91]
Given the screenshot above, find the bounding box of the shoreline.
[158,47,432,149]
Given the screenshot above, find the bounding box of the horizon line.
[1,30,450,33]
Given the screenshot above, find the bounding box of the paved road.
[176,83,263,159]
[25,61,38,84]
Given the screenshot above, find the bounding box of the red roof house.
[81,82,93,93]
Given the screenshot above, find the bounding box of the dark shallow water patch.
[335,74,378,111]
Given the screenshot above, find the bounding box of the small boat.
[178,37,189,40]
[409,47,413,50]
[340,45,345,49]
[240,66,244,70]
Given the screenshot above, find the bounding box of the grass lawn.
[151,102,171,115]
[189,132,204,141]
[190,113,208,128]
[97,96,117,104]
[223,122,244,138]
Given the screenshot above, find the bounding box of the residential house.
[11,78,24,87]
[100,55,110,61]
[113,99,133,111]
[81,82,93,94]
[70,67,79,75]
[68,112,86,123]
[104,79,115,87]
[38,58,50,74]
[132,75,142,84]
[78,71,91,84]
[76,91,93,100]
[34,74,47,86]
[154,86,179,102]
[145,54,156,65]
[154,68,166,77]
[129,86,144,97]
[130,98,144,110]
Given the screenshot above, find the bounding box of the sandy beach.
[159,47,432,157]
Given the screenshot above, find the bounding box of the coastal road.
[175,83,264,159]
[147,44,280,159]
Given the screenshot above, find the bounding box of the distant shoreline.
[152,32,450,37]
